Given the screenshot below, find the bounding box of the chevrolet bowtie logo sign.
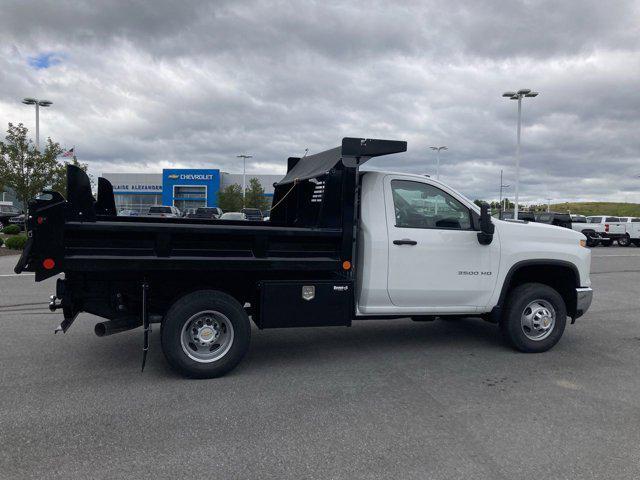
[167,174,180,179]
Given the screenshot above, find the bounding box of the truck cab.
[357,172,591,318]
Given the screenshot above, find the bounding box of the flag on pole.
[62,147,75,158]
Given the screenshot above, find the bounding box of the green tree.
[51,156,90,195]
[0,123,63,208]
[245,177,270,211]
[218,184,243,212]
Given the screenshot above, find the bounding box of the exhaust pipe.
[95,319,141,337]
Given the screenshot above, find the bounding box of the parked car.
[187,207,223,219]
[0,203,21,226]
[241,208,263,221]
[569,214,611,247]
[586,216,626,246]
[499,210,536,222]
[534,213,609,247]
[147,206,181,218]
[619,217,640,246]
[16,137,593,379]
[219,212,247,221]
[534,212,572,228]
[118,209,139,216]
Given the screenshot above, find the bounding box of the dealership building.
[102,169,282,213]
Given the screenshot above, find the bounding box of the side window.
[391,180,472,230]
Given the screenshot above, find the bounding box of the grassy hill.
[548,202,640,217]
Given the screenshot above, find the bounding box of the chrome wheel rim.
[180,310,234,363]
[521,299,556,341]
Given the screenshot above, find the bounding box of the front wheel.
[500,283,567,353]
[161,290,251,378]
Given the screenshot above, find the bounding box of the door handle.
[393,239,418,245]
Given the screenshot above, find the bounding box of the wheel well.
[502,263,578,318]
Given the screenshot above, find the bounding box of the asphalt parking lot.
[1,247,639,480]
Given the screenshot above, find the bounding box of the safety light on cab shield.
[342,260,351,270]
[43,258,55,270]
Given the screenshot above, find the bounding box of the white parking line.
[592,254,640,258]
[0,273,34,277]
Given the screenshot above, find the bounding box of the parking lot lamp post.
[22,98,52,151]
[498,169,511,212]
[429,146,447,180]
[237,154,253,207]
[502,89,538,220]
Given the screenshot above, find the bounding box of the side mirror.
[477,203,495,245]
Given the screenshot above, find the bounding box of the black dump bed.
[14,137,406,333]
[16,138,406,281]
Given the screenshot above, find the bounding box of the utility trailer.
[15,138,406,376]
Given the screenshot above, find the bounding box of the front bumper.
[574,287,593,320]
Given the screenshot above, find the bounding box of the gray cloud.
[0,0,639,204]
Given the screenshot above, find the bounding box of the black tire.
[161,290,251,378]
[500,283,567,353]
[617,234,631,247]
[585,236,597,248]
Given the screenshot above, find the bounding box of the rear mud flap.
[13,237,34,274]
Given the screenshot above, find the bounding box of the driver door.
[385,176,499,311]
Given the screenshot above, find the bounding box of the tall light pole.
[429,146,447,180]
[22,97,53,151]
[499,169,510,213]
[502,89,538,220]
[236,154,253,207]
[547,198,552,212]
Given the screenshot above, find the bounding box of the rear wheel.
[581,230,597,247]
[500,283,567,353]
[161,290,251,378]
[585,236,597,247]
[617,234,631,247]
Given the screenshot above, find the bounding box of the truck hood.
[495,218,585,242]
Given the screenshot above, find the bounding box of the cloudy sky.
[1,0,639,204]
